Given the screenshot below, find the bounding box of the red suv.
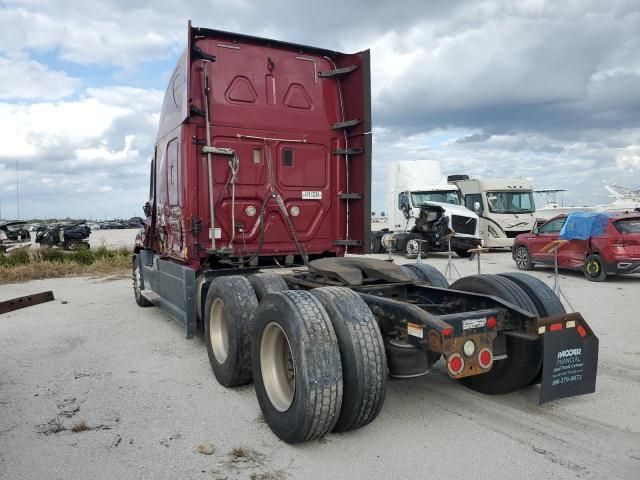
[512,213,640,281]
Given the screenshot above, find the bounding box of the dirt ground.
[1,250,639,480]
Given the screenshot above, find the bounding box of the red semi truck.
[134,23,599,443]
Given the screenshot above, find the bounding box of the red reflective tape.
[549,322,563,331]
[577,324,587,338]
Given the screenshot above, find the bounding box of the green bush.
[0,249,31,267]
[68,249,95,265]
[1,246,131,269]
[37,248,67,263]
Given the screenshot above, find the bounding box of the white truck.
[448,176,536,248]
[372,161,481,257]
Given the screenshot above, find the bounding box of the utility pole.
[16,158,20,220]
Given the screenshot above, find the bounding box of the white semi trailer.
[372,161,481,257]
[448,176,536,248]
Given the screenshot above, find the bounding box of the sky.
[0,0,639,220]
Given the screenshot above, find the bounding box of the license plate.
[302,191,322,200]
[462,318,486,330]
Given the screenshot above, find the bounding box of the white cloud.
[1,0,640,219]
[0,56,80,100]
[616,145,640,172]
[0,85,162,219]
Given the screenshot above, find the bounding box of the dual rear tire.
[203,274,387,443]
[450,274,548,394]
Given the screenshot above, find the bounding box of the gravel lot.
[1,249,639,479]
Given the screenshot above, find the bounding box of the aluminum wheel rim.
[406,239,420,256]
[260,322,295,412]
[516,248,528,268]
[210,299,229,364]
[586,259,600,277]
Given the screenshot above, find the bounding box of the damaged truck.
[133,23,599,444]
[371,160,481,258]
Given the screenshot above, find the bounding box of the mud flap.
[539,313,599,404]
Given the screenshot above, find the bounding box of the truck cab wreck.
[372,160,481,258]
[133,23,599,444]
[401,193,480,257]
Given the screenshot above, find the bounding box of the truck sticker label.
[302,191,322,200]
[407,322,423,339]
[462,318,486,330]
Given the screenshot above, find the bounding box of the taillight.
[478,348,493,369]
[486,316,497,329]
[442,327,453,337]
[447,354,464,375]
[611,237,626,252]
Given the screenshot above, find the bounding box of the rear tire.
[204,276,258,387]
[584,254,607,282]
[132,255,152,307]
[310,287,386,433]
[66,239,82,250]
[248,273,289,301]
[498,272,566,385]
[403,263,449,288]
[399,265,420,280]
[405,237,427,259]
[514,245,533,270]
[396,233,419,256]
[498,272,565,317]
[252,291,343,443]
[449,274,541,394]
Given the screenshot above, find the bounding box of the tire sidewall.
[252,294,313,443]
[584,254,606,281]
[310,287,386,432]
[204,277,257,386]
[515,245,531,270]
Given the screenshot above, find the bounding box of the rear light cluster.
[447,353,464,375]
[447,345,494,376]
[444,316,497,376]
[478,348,493,368]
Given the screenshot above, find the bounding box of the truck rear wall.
[148,24,371,268]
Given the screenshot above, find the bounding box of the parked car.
[512,212,640,281]
[35,222,91,250]
[128,217,144,228]
[0,221,31,252]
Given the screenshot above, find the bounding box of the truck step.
[333,148,363,156]
[331,119,361,130]
[140,289,161,302]
[333,239,362,247]
[318,64,358,78]
[339,193,362,200]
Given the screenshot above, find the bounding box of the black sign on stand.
[539,326,599,404]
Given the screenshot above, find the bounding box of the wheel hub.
[516,248,528,268]
[406,239,420,255]
[210,299,229,364]
[260,322,295,412]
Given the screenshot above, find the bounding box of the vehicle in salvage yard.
[35,221,91,250]
[0,221,31,252]
[132,23,599,443]
[512,212,640,281]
